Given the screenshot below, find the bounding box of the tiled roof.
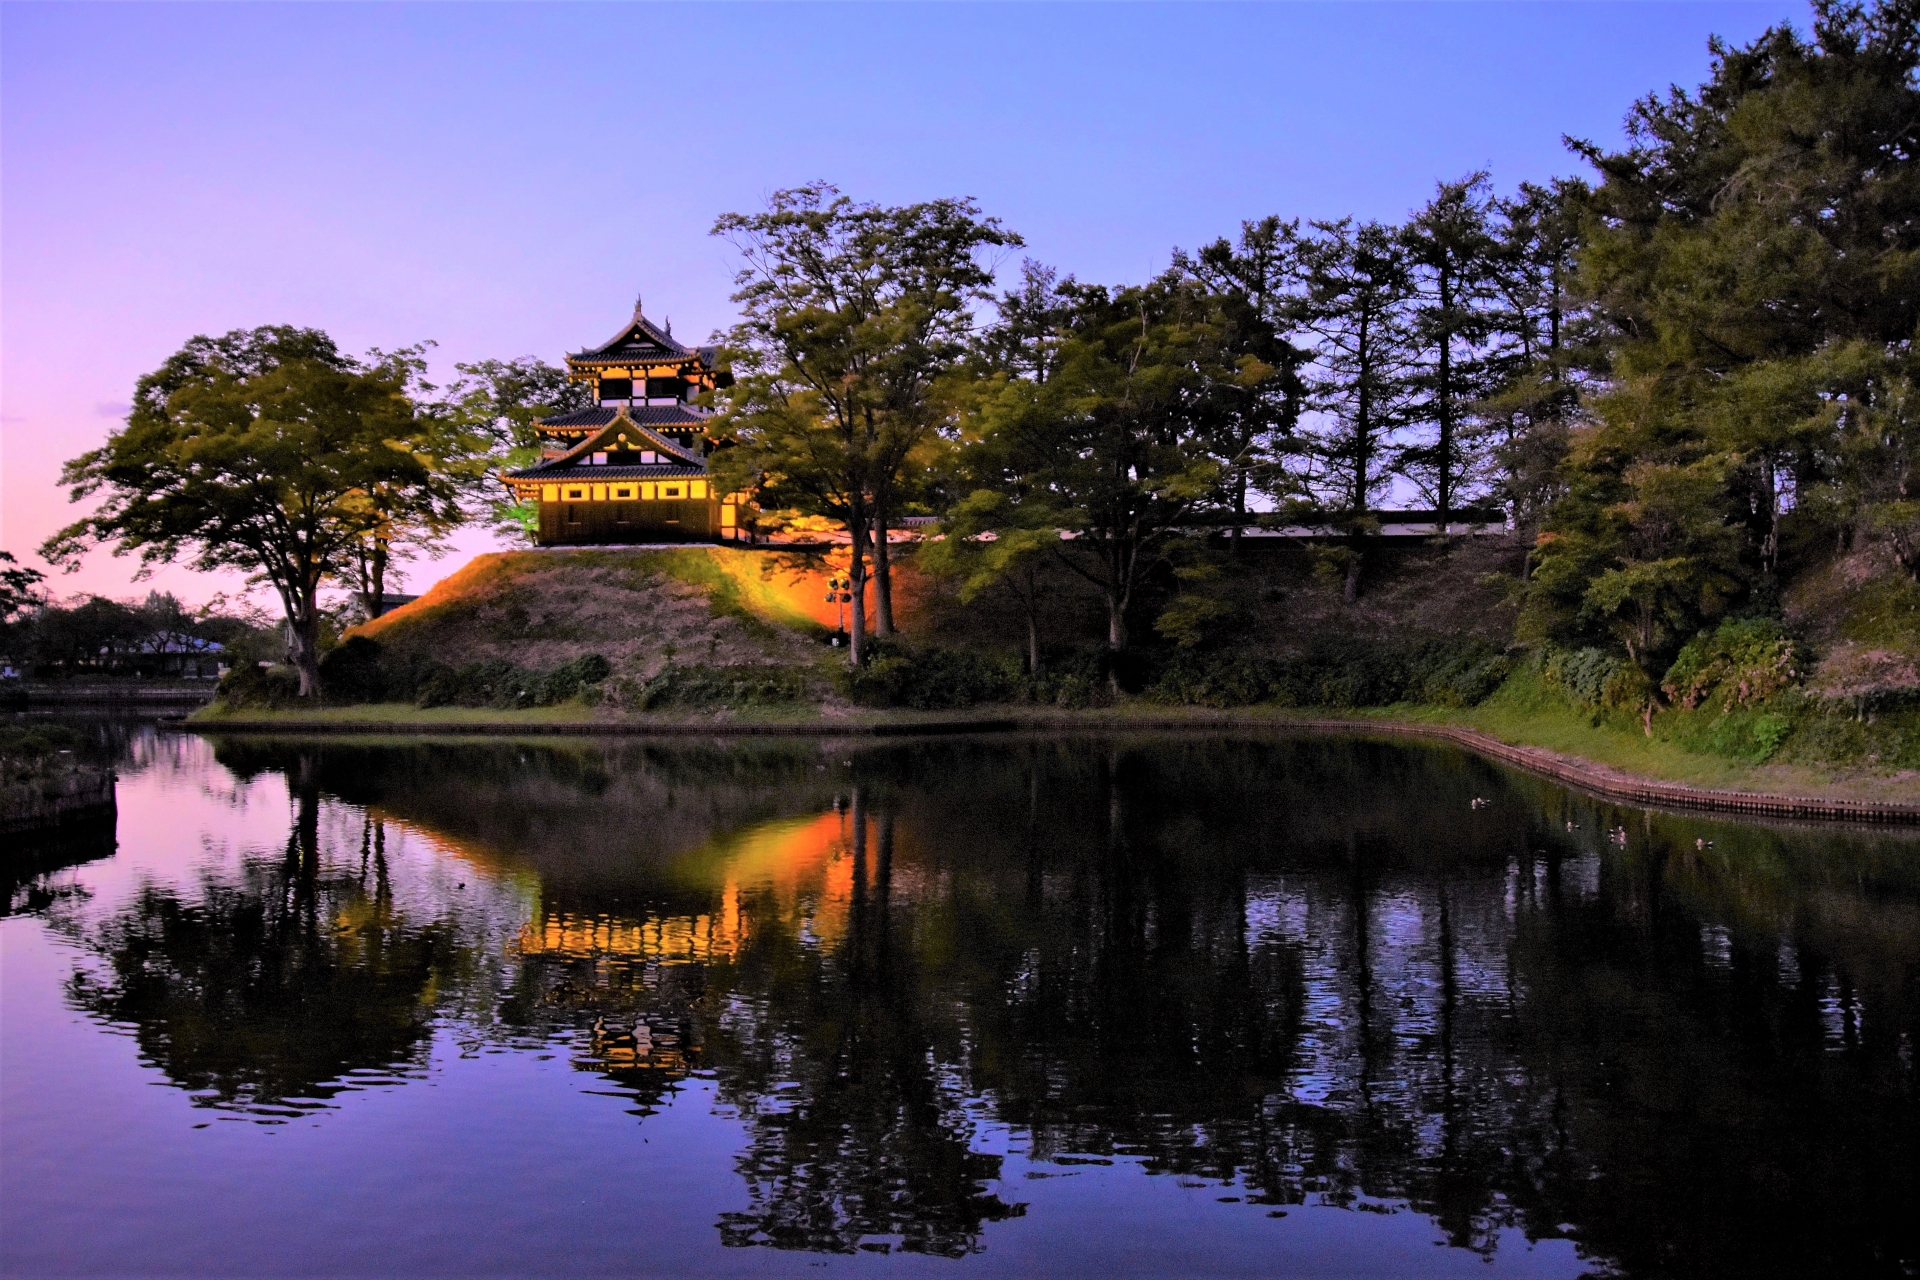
[534,406,618,428]
[629,405,710,426]
[506,410,710,484]
[570,310,699,363]
[505,462,708,481]
[534,404,710,430]
[569,350,701,367]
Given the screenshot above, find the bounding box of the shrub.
[1542,647,1624,710]
[214,663,303,709]
[1407,641,1512,708]
[843,643,1020,710]
[631,664,810,710]
[1029,650,1116,709]
[529,653,615,705]
[0,724,82,780]
[412,654,613,709]
[1752,711,1794,761]
[1661,618,1802,710]
[1148,637,1512,710]
[1152,653,1282,708]
[317,636,387,704]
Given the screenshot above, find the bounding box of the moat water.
[3,721,1916,1278]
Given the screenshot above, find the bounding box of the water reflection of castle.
[55,735,1920,1275]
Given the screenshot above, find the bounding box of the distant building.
[112,633,225,679]
[501,298,747,546]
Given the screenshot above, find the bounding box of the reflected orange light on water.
[509,808,881,963]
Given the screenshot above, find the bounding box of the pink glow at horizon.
[3,2,1786,609]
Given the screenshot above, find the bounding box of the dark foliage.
[1151,637,1512,709]
[217,638,614,711]
[841,642,1025,710]
[214,663,304,710]
[0,724,84,781]
[630,664,810,711]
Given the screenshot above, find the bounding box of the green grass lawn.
[1338,680,1917,803]
[190,676,1916,804]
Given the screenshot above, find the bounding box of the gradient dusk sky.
[3,1,1790,607]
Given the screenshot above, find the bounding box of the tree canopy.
[1526,0,1920,656]
[43,326,461,696]
[710,182,1019,662]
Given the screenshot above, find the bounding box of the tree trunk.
[1435,262,1454,527]
[1231,476,1246,560]
[1027,606,1040,677]
[872,507,894,636]
[1344,544,1363,604]
[1762,455,1781,577]
[286,597,323,698]
[847,520,869,667]
[360,539,390,621]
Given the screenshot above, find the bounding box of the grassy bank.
[188,682,1918,809]
[194,542,1916,811]
[1361,694,1916,806]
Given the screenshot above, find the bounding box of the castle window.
[565,487,585,500]
[663,485,683,499]
[613,486,634,499]
[598,377,633,402]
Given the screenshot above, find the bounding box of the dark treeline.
[0,580,278,679]
[715,0,1919,687]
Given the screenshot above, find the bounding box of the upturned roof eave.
[519,407,708,474]
[569,310,697,364]
[503,462,709,481]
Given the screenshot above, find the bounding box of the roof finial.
[666,316,672,336]
[634,290,644,318]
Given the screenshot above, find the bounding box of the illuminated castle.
[501,298,745,544]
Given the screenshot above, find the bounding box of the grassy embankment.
[193,543,1919,806]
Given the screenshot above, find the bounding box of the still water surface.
[3,723,1916,1278]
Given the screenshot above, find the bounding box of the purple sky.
[2,1,1789,607]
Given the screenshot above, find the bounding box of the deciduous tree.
[43,327,452,697]
[964,276,1233,654]
[710,183,1018,661]
[443,356,592,544]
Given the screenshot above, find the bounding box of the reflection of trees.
[1492,832,1920,1279]
[133,732,1920,1274]
[700,738,1920,1275]
[5,827,114,918]
[66,772,458,1116]
[711,799,1025,1256]
[209,737,843,909]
